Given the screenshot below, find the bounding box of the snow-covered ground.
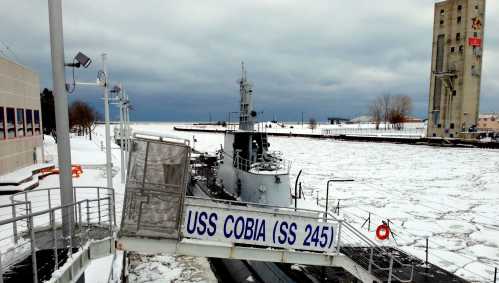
[126,122,499,282]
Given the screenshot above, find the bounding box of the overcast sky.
[1,1,498,121]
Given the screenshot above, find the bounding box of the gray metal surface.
[120,137,190,239]
[48,0,74,239]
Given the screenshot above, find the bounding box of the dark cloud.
[1,0,498,121]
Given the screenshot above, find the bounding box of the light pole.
[110,83,126,184]
[102,54,113,189]
[124,90,131,170]
[119,85,125,183]
[48,0,74,241]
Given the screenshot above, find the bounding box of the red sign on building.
[469,37,482,47]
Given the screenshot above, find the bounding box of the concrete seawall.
[173,126,499,149]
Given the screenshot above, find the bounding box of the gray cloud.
[1,0,498,121]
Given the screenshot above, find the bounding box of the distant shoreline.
[173,126,499,149]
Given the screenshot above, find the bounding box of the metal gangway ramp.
[118,134,469,283]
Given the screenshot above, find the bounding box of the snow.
[127,253,217,283]
[175,121,427,138]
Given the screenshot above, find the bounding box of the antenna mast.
[238,61,255,131]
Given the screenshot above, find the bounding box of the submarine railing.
[231,152,291,174]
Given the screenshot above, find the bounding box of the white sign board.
[182,201,339,253]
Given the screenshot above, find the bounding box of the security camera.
[65,52,92,68]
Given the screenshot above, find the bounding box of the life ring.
[376,224,390,240]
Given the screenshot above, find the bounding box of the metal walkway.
[0,186,116,283]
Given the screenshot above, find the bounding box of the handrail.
[10,186,116,226]
[133,130,190,146]
[0,197,109,226]
[228,151,291,174]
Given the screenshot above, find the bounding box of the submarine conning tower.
[238,62,256,131]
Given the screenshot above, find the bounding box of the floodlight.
[74,52,92,68]
[65,52,92,68]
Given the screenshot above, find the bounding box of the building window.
[34,110,41,135]
[474,32,478,37]
[440,20,444,25]
[456,33,461,41]
[437,123,442,128]
[0,107,5,140]
[16,108,25,137]
[450,47,455,53]
[457,16,462,24]
[459,45,464,53]
[440,9,445,16]
[450,123,455,129]
[6,108,16,138]
[475,5,479,10]
[452,90,457,96]
[26,109,33,136]
[458,5,462,11]
[450,133,454,138]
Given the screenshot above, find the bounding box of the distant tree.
[309,118,318,131]
[40,88,56,136]
[369,97,383,130]
[69,101,99,140]
[389,95,412,130]
[381,94,391,129]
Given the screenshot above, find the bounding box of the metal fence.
[322,127,425,139]
[0,186,115,283]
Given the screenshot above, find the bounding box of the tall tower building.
[427,0,486,138]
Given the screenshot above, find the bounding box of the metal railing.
[231,152,291,174]
[10,186,116,227]
[0,186,115,283]
[322,127,425,139]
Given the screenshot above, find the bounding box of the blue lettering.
[207,213,218,236]
[278,221,288,244]
[234,216,245,239]
[257,220,266,241]
[197,211,208,235]
[224,215,234,238]
[244,217,255,240]
[186,210,197,234]
[288,223,297,245]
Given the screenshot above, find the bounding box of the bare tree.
[389,95,412,130]
[69,101,99,140]
[369,97,383,130]
[381,94,391,129]
[309,118,318,131]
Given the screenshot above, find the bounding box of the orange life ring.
[376,224,390,240]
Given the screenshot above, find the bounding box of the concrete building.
[427,0,486,138]
[0,57,43,176]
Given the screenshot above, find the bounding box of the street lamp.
[68,55,114,189]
